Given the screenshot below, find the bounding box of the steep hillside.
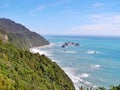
[0,18,49,50]
[0,39,75,90]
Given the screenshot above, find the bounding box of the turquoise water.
[38,35,120,89]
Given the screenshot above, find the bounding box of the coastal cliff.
[0,18,49,50]
[0,40,75,90]
[0,18,75,90]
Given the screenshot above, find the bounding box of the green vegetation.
[0,40,75,90]
[7,31,49,50]
[0,18,119,90]
[79,85,120,90]
[0,18,75,90]
[0,18,49,50]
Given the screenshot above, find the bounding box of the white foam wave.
[90,64,101,69]
[51,59,58,62]
[88,50,95,54]
[30,47,53,57]
[30,48,47,55]
[88,50,100,54]
[80,73,90,78]
[84,81,91,86]
[30,43,54,54]
[63,67,82,89]
[63,67,94,90]
[95,65,101,68]
[56,42,64,46]
[62,50,77,54]
[30,46,97,90]
[93,85,98,88]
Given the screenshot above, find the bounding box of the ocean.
[36,35,120,90]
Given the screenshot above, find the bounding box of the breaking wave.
[88,50,100,54]
[62,50,77,54]
[63,67,96,90]
[90,64,101,69]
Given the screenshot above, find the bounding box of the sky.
[0,0,120,36]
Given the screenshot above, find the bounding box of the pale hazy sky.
[1,0,120,36]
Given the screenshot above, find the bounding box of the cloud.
[73,23,120,31]
[36,5,47,11]
[29,0,68,16]
[93,2,105,7]
[35,0,68,11]
[71,23,120,36]
[70,14,120,36]
[90,14,120,24]
[90,14,104,19]
[29,5,47,16]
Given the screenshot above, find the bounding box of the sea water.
[37,35,120,89]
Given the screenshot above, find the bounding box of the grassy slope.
[0,29,49,50]
[0,40,75,90]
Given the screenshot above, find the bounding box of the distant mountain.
[0,18,49,50]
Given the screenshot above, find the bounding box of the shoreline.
[30,43,54,55]
[30,44,79,90]
[30,43,79,89]
[29,43,97,90]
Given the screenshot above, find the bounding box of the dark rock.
[62,44,66,48]
[61,42,80,47]
[75,43,80,46]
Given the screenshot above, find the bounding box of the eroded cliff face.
[0,34,8,43]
